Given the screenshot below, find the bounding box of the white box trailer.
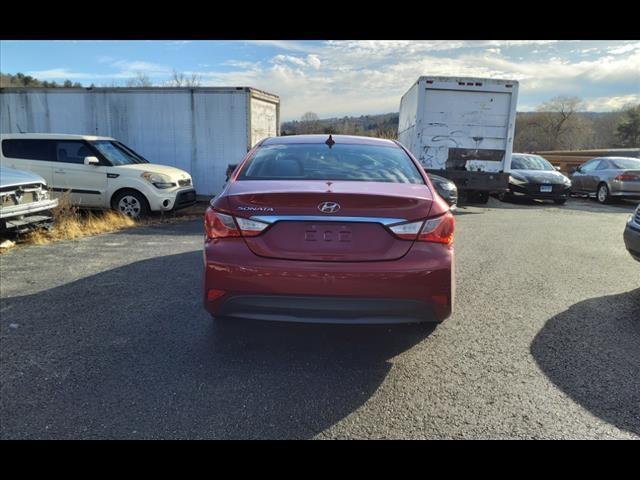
[0,87,280,197]
[398,76,519,202]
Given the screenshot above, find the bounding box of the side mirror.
[84,156,100,166]
[226,163,238,180]
[555,166,561,171]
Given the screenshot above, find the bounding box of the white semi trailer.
[398,76,519,203]
[0,87,280,197]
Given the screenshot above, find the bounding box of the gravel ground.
[1,197,638,439]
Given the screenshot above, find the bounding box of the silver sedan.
[570,156,640,204]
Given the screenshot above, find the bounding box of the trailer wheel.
[468,191,490,204]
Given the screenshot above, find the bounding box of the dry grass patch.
[1,193,209,252]
[20,192,135,246]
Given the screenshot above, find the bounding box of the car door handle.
[54,169,66,174]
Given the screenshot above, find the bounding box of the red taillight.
[615,173,640,181]
[207,289,226,301]
[389,220,423,240]
[235,216,270,237]
[418,211,455,245]
[204,207,269,239]
[389,211,455,245]
[205,208,240,239]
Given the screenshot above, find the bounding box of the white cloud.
[200,41,640,119]
[583,93,640,111]
[26,68,90,79]
[243,40,316,52]
[25,41,638,120]
[607,42,640,55]
[110,60,171,75]
[306,54,321,69]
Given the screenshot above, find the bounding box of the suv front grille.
[1,183,45,206]
[635,207,640,224]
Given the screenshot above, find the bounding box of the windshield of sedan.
[511,154,555,171]
[609,158,640,169]
[238,143,425,184]
[91,140,149,166]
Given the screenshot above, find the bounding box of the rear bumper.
[216,295,439,324]
[203,238,454,324]
[611,181,640,198]
[624,222,640,262]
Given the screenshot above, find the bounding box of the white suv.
[0,133,196,218]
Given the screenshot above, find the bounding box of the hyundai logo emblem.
[318,201,340,214]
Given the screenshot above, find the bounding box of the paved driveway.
[1,198,638,439]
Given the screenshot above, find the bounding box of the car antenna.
[325,134,335,148]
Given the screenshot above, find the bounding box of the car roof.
[260,134,398,147]
[0,133,115,141]
[590,156,640,161]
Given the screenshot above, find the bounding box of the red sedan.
[203,135,455,324]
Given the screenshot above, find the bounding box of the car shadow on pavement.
[0,250,434,439]
[111,219,204,237]
[530,288,640,436]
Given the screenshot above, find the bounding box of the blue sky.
[1,40,638,121]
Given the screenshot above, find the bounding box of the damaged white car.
[1,165,58,234]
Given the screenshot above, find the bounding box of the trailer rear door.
[420,89,512,171]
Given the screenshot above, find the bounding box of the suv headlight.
[37,188,50,201]
[141,172,176,189]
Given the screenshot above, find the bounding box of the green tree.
[615,105,640,147]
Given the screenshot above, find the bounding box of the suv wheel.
[112,190,149,219]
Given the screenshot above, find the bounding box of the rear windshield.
[238,143,425,184]
[609,158,640,169]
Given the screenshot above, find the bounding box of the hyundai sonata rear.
[203,135,454,324]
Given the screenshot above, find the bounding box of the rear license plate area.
[540,185,552,193]
[305,225,353,243]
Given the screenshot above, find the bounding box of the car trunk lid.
[225,180,434,261]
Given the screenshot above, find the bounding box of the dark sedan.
[624,204,640,262]
[498,153,572,205]
[427,173,457,209]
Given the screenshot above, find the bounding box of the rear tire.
[596,183,611,204]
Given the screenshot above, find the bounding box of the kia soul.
[0,133,196,218]
[203,135,455,324]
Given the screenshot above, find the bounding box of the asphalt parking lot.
[0,197,638,439]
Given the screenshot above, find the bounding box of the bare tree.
[125,72,153,87]
[532,96,585,150]
[167,69,201,87]
[299,112,320,134]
